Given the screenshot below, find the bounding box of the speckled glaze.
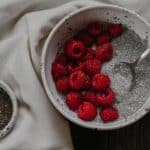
[0,81,18,138]
[41,5,150,130]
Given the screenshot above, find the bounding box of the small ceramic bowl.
[41,5,150,130]
[0,81,18,138]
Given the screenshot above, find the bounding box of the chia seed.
[102,27,149,119]
[0,88,12,130]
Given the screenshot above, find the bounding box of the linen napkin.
[0,0,150,150]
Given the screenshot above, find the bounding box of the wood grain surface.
[70,113,150,150]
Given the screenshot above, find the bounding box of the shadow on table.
[70,112,150,150]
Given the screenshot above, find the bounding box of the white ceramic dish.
[0,81,18,138]
[41,5,150,130]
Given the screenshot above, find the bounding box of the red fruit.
[85,59,102,76]
[95,43,113,62]
[52,62,66,80]
[66,92,82,110]
[74,62,85,72]
[82,48,95,61]
[69,70,86,90]
[56,78,69,94]
[92,73,110,90]
[82,75,91,90]
[88,22,103,36]
[85,91,99,106]
[78,102,97,121]
[67,62,85,74]
[67,64,74,74]
[76,31,93,47]
[100,107,119,122]
[54,53,67,65]
[109,23,122,37]
[96,89,115,106]
[96,33,111,45]
[65,40,85,59]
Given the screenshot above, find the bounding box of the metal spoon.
[121,48,150,90]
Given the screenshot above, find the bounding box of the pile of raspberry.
[52,22,122,122]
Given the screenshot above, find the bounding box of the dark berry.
[65,40,85,59]
[95,43,113,62]
[92,73,110,90]
[78,102,97,121]
[69,70,86,90]
[88,22,103,36]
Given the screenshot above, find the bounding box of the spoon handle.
[134,49,150,66]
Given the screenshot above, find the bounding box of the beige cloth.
[0,0,150,150]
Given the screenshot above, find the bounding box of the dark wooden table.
[70,112,150,150]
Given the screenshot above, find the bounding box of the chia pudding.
[0,88,13,130]
[51,21,150,123]
[102,27,149,119]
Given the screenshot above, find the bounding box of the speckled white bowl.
[0,81,18,138]
[41,5,150,130]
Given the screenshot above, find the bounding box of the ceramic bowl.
[0,81,18,138]
[41,5,150,130]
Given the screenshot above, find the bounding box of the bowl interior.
[42,5,150,130]
[0,81,18,138]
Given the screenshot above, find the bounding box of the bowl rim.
[41,4,150,130]
[0,81,18,138]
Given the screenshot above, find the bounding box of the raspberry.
[52,62,67,80]
[67,64,74,74]
[69,70,86,90]
[66,92,82,110]
[56,78,69,94]
[54,53,67,65]
[87,22,103,36]
[109,23,122,38]
[95,43,113,62]
[96,89,115,106]
[85,91,99,106]
[85,59,102,76]
[100,107,119,122]
[92,73,110,90]
[96,33,111,45]
[76,31,93,47]
[65,40,85,59]
[78,102,97,121]
[82,48,95,61]
[67,62,85,74]
[82,75,91,90]
[74,62,85,72]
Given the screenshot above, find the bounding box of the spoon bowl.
[121,48,150,90]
